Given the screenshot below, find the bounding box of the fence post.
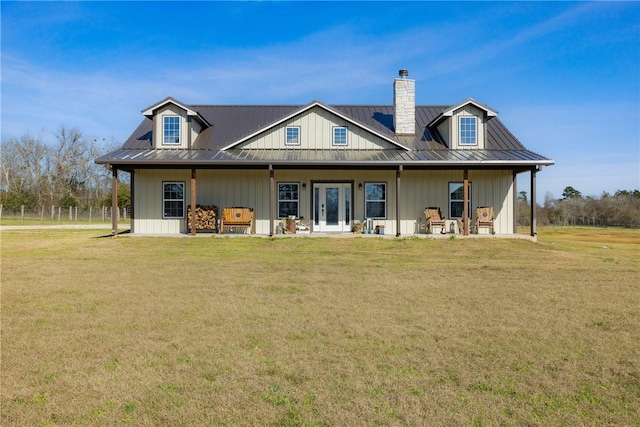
[89,206,92,223]
[51,205,54,220]
[0,204,3,220]
[58,206,61,222]
[40,206,44,222]
[69,207,72,221]
[21,205,25,223]
[75,206,78,222]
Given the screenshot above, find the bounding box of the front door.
[313,183,351,232]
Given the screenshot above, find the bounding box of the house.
[95,70,553,237]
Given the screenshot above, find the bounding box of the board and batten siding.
[153,104,191,149]
[401,169,514,234]
[134,169,271,234]
[132,168,514,235]
[436,105,487,150]
[238,106,397,150]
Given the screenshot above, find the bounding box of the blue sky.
[2,1,638,202]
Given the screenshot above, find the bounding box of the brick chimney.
[393,69,415,135]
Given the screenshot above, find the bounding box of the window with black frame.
[365,183,386,219]
[449,182,471,219]
[163,182,184,218]
[278,183,299,218]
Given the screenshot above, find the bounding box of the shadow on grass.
[95,229,131,238]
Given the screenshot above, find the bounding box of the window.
[278,183,299,218]
[365,183,386,219]
[163,116,180,145]
[449,182,471,219]
[333,127,348,146]
[459,116,477,145]
[285,126,300,145]
[163,182,185,218]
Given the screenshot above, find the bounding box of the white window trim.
[277,182,300,218]
[332,126,348,146]
[163,115,181,145]
[364,182,387,219]
[162,181,185,219]
[459,116,477,146]
[285,126,301,146]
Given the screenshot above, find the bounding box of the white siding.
[239,106,396,150]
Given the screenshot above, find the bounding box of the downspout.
[269,165,275,236]
[396,165,402,237]
[111,167,118,236]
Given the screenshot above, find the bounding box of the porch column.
[130,170,135,234]
[530,167,538,237]
[190,168,197,236]
[512,171,518,234]
[396,165,402,237]
[269,165,275,236]
[463,169,469,235]
[111,167,118,236]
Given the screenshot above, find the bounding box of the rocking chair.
[424,207,446,234]
[475,206,495,234]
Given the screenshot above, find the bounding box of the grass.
[1,227,639,426]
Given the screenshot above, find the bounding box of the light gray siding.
[132,168,514,236]
[153,104,190,149]
[239,106,397,150]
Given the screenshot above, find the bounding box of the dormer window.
[285,126,300,146]
[459,116,477,145]
[163,116,180,145]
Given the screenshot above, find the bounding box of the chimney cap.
[398,69,409,78]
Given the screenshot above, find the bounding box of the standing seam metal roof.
[97,104,552,167]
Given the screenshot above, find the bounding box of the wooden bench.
[220,207,254,234]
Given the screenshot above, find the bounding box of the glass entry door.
[313,183,351,232]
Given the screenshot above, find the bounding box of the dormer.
[142,97,210,149]
[428,98,497,149]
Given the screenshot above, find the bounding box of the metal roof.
[98,147,553,168]
[96,103,552,168]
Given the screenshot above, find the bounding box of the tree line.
[0,128,129,211]
[518,186,640,228]
[2,129,638,227]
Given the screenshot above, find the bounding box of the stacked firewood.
[187,204,219,232]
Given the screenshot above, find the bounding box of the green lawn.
[1,227,638,426]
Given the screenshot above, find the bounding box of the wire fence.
[0,205,131,224]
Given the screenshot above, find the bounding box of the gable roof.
[219,100,410,151]
[141,96,211,127]
[97,101,553,168]
[427,98,498,128]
